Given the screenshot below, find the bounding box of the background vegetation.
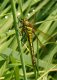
[0,0,57,80]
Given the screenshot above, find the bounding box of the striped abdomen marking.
[26,26,36,66]
[26,26,32,46]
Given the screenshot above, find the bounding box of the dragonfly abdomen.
[26,26,36,66]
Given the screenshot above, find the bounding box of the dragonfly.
[18,18,56,70]
[19,18,37,68]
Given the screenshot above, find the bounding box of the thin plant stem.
[34,66,37,80]
[34,18,57,25]
[10,0,27,80]
[24,0,32,18]
[18,0,23,18]
[37,34,39,78]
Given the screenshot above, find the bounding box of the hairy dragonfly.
[18,18,56,70]
[19,19,37,68]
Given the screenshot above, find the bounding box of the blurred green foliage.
[0,0,57,80]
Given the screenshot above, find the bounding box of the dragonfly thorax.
[23,19,30,26]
